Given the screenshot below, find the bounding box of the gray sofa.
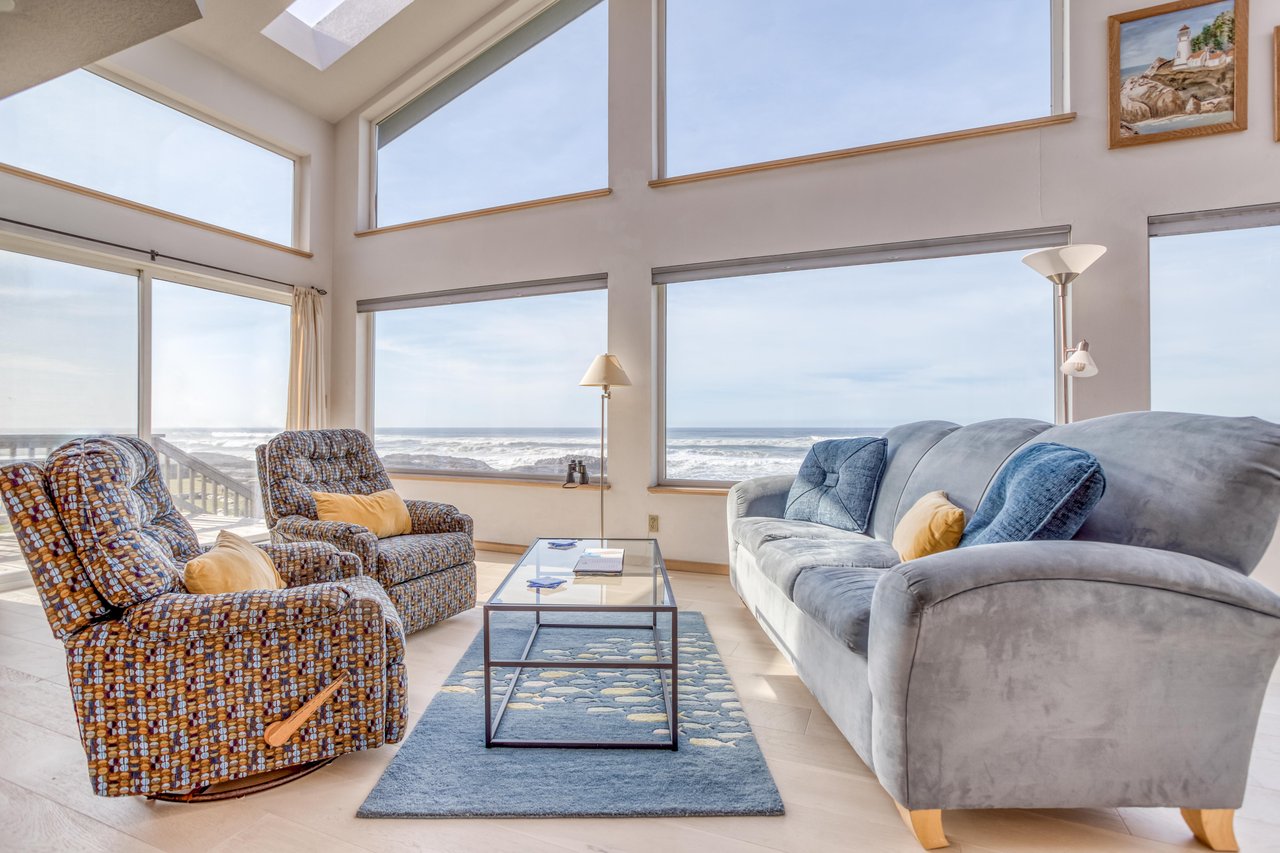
[726,412,1280,851]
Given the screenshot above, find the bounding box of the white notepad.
[573,547,625,574]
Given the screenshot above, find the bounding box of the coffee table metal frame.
[482,538,679,751]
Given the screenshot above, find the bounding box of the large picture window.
[0,70,296,246]
[369,283,607,478]
[658,236,1059,484]
[662,0,1055,176]
[0,246,292,586]
[1150,210,1280,422]
[374,0,608,225]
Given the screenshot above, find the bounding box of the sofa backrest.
[0,461,115,639]
[258,429,393,526]
[44,436,197,609]
[1032,412,1280,575]
[891,419,1053,531]
[867,421,959,541]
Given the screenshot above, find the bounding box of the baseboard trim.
[473,541,729,575]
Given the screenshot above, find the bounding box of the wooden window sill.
[649,113,1077,188]
[648,485,730,496]
[389,471,610,491]
[356,188,613,236]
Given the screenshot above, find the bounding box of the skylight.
[262,0,413,70]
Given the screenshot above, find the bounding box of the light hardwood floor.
[1,551,1278,853]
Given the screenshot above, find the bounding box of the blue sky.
[0,70,293,245]
[1150,225,1279,422]
[1119,0,1232,69]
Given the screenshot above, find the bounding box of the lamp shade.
[580,353,632,388]
[1022,244,1107,283]
[1060,341,1099,378]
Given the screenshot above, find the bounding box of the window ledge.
[648,485,730,496]
[389,470,610,491]
[650,113,1077,188]
[0,162,311,257]
[356,188,613,237]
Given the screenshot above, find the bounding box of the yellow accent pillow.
[312,489,412,538]
[184,530,285,593]
[892,490,966,562]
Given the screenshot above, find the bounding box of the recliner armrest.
[123,584,354,639]
[258,540,363,586]
[405,499,474,537]
[274,515,378,570]
[885,540,1280,619]
[727,475,795,523]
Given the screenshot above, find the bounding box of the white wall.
[325,1,1280,582]
[0,36,335,293]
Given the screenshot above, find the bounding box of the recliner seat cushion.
[374,531,475,587]
[756,537,900,598]
[791,565,889,656]
[732,517,880,553]
[784,438,887,533]
[45,436,198,608]
[961,442,1106,547]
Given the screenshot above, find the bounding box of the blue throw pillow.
[960,442,1106,547]
[784,438,887,533]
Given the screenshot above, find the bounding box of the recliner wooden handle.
[264,673,349,747]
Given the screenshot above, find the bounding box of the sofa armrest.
[727,475,795,524]
[405,499,474,537]
[273,515,378,572]
[258,540,363,586]
[867,540,1280,811]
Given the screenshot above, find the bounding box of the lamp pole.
[599,384,609,542]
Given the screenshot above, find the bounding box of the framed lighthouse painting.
[1108,0,1248,148]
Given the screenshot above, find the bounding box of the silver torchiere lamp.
[1021,244,1106,424]
[579,353,631,541]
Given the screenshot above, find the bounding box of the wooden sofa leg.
[895,801,949,850]
[1181,809,1239,852]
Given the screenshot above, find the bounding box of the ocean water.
[3,427,888,486]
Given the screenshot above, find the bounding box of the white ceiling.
[0,0,203,98]
[169,0,512,123]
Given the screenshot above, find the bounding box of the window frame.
[358,273,610,482]
[0,67,305,251]
[653,0,1070,181]
[652,227,1071,487]
[364,0,609,231]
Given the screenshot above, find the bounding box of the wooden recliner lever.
[264,673,350,748]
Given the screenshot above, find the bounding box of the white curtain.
[286,286,328,430]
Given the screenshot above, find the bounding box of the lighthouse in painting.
[1174,23,1192,66]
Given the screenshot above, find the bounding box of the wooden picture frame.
[1108,0,1248,148]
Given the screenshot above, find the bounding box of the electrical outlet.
[647,514,660,533]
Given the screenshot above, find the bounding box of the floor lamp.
[1021,244,1106,423]
[579,353,631,541]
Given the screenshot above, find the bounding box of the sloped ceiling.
[170,0,513,123]
[0,0,203,99]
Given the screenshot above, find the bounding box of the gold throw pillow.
[312,489,412,538]
[184,530,285,593]
[892,490,966,562]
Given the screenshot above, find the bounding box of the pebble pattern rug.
[359,611,785,818]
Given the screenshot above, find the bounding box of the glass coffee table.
[483,538,678,750]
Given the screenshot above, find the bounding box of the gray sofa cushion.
[960,443,1106,547]
[784,438,887,532]
[895,418,1053,526]
[867,420,961,541]
[1036,412,1280,575]
[732,517,879,553]
[792,565,889,656]
[756,536,900,598]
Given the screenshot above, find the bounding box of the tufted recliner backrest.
[44,436,199,608]
[0,461,115,638]
[257,429,394,526]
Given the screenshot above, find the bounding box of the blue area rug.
[358,611,785,818]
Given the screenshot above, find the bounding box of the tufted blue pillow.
[784,438,887,533]
[960,442,1106,547]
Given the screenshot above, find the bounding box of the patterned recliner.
[0,436,408,797]
[257,429,476,634]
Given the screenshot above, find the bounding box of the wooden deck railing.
[0,434,256,519]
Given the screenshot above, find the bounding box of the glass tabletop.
[487,538,673,609]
